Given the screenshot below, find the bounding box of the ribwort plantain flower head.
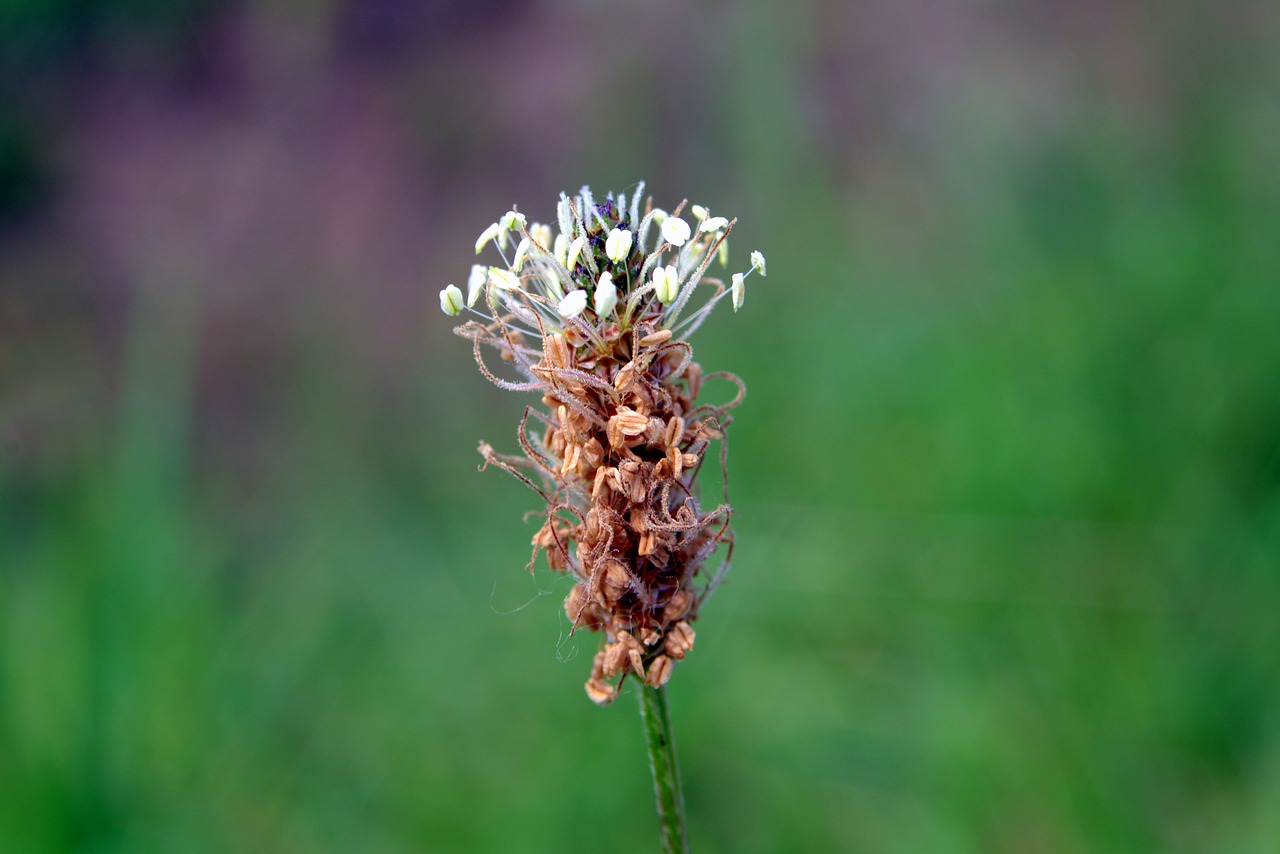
[443,183,766,705]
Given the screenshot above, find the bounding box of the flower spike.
[444,183,763,704]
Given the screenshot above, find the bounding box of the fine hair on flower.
[441,182,766,705]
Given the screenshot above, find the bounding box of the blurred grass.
[3,1,1280,851]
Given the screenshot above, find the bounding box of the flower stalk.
[639,683,689,854]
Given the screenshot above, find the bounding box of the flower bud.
[661,217,691,247]
[594,272,618,316]
[553,233,569,266]
[690,204,709,220]
[558,289,588,318]
[731,272,745,312]
[501,210,526,231]
[605,228,633,263]
[751,250,767,277]
[439,284,464,316]
[530,222,552,249]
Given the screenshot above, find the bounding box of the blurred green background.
[2,1,1279,851]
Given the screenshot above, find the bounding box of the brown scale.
[458,306,742,706]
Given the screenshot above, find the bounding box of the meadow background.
[2,1,1278,851]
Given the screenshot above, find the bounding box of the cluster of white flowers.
[439,184,766,339]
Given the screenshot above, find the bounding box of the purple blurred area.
[5,0,1274,466]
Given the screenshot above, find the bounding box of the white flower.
[467,264,487,306]
[512,237,532,272]
[751,250,767,277]
[489,267,520,291]
[731,273,745,312]
[661,217,691,247]
[594,272,618,316]
[558,289,588,318]
[605,228,633,263]
[474,222,502,254]
[699,216,728,233]
[653,264,680,303]
[566,234,587,270]
[500,210,526,231]
[690,204,709,220]
[439,284,464,316]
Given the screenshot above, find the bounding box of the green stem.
[638,683,690,853]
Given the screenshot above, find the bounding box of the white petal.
[661,217,691,247]
[594,275,618,316]
[654,264,680,303]
[651,267,667,302]
[541,270,565,302]
[699,216,728,233]
[489,268,520,291]
[512,237,531,272]
[474,222,501,254]
[605,228,633,263]
[439,284,464,316]
[467,264,487,306]
[558,289,588,318]
[566,234,587,270]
